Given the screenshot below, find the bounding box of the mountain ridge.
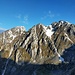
[0,20,75,75]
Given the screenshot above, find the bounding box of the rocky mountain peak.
[0,21,75,75]
[0,26,26,45]
[15,26,25,32]
[51,20,72,27]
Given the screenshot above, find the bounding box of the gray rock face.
[0,21,75,75]
[0,26,25,44]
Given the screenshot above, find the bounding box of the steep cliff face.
[0,21,75,75]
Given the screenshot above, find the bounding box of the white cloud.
[41,11,56,20]
[16,14,29,25]
[0,27,7,31]
[48,11,55,18]
[22,15,28,24]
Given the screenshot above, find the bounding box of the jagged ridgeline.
[0,20,75,75]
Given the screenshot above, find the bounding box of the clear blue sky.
[0,0,75,31]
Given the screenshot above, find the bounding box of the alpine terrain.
[0,20,75,75]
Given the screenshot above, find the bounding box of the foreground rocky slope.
[0,20,75,75]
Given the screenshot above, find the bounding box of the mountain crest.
[0,20,75,75]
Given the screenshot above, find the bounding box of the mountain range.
[0,20,75,75]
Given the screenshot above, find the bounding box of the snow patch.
[60,20,64,24]
[33,60,36,63]
[46,29,53,38]
[46,25,54,38]
[57,52,64,62]
[59,56,64,62]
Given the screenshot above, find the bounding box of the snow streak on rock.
[51,38,64,62]
[64,33,73,43]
